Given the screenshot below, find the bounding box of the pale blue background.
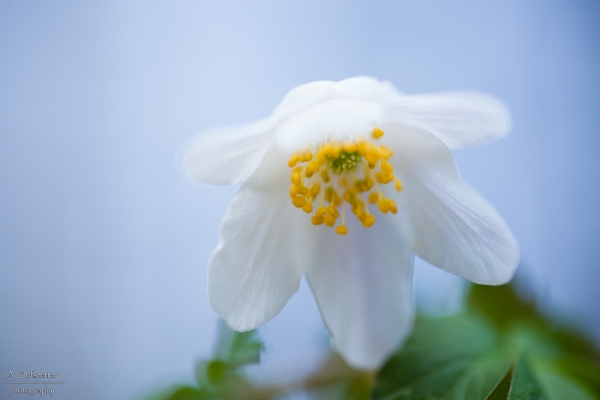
[1,1,599,399]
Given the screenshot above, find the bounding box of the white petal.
[384,92,511,149]
[273,80,336,117]
[273,77,400,120]
[183,118,274,185]
[274,99,383,152]
[333,76,403,101]
[383,123,519,285]
[208,148,312,330]
[306,218,414,370]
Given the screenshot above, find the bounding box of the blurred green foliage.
[144,283,600,399]
[373,284,600,400]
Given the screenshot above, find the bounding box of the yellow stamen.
[324,214,336,227]
[377,199,389,214]
[289,185,300,197]
[302,202,313,213]
[327,205,340,218]
[381,160,393,173]
[388,199,398,214]
[291,172,302,185]
[288,154,300,167]
[312,215,324,225]
[335,225,348,235]
[311,184,321,197]
[315,206,328,217]
[362,214,376,228]
[368,192,379,204]
[379,146,393,159]
[395,179,403,191]
[355,207,366,221]
[292,196,306,208]
[371,127,385,139]
[287,130,402,230]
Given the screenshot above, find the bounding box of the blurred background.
[1,1,599,399]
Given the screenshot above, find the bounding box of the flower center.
[287,127,403,235]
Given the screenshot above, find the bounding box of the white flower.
[184,76,519,370]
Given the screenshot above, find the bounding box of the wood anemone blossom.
[183,76,519,370]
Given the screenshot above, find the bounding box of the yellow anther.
[311,184,320,197]
[315,154,327,166]
[324,214,336,227]
[320,170,330,183]
[381,160,393,173]
[354,180,365,193]
[305,162,319,178]
[303,152,313,162]
[327,205,340,218]
[343,142,358,152]
[343,190,356,203]
[368,192,379,204]
[330,144,341,158]
[320,143,334,155]
[362,214,375,227]
[315,207,328,217]
[376,171,394,184]
[299,186,308,195]
[395,179,403,191]
[292,196,306,208]
[378,199,389,213]
[302,202,313,213]
[288,154,300,167]
[333,192,342,207]
[309,161,320,173]
[312,215,324,225]
[291,172,302,185]
[289,185,300,197]
[335,225,348,235]
[388,199,398,214]
[364,152,378,166]
[372,127,385,139]
[356,208,367,221]
[379,146,393,159]
[365,177,374,190]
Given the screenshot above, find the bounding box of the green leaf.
[190,321,266,398]
[214,320,264,367]
[468,284,600,361]
[508,355,544,400]
[342,376,372,400]
[195,360,231,388]
[165,386,212,400]
[373,314,508,399]
[555,356,600,395]
[487,368,513,400]
[506,322,562,359]
[536,370,599,400]
[549,329,600,363]
[444,353,511,400]
[373,283,600,400]
[467,284,537,330]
